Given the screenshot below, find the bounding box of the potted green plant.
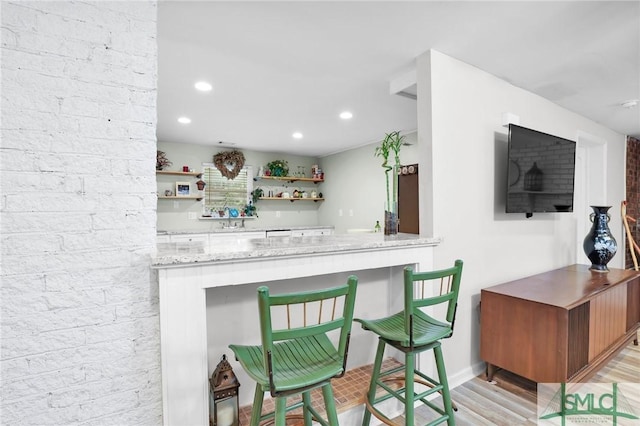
[214,192,232,217]
[156,150,172,171]
[243,201,258,217]
[251,188,264,203]
[374,131,404,234]
[266,160,289,177]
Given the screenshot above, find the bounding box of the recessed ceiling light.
[292,132,303,139]
[339,111,353,120]
[194,81,212,92]
[178,116,191,124]
[621,99,639,109]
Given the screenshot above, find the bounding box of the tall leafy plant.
[374,131,405,212]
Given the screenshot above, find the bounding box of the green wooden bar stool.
[229,276,358,426]
[355,260,463,426]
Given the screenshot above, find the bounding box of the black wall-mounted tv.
[506,124,576,217]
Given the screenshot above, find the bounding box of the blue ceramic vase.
[583,206,617,272]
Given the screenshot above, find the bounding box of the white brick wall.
[1,2,160,424]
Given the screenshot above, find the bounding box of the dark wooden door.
[398,164,419,234]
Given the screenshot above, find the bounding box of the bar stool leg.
[362,339,386,426]
[302,391,313,426]
[404,352,415,426]
[321,383,339,426]
[274,397,287,426]
[433,345,455,426]
[249,383,264,426]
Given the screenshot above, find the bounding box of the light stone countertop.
[157,225,333,235]
[152,233,440,267]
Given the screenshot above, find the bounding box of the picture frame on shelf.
[176,182,191,197]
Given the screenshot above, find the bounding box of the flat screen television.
[506,124,576,216]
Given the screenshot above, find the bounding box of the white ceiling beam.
[390,69,417,100]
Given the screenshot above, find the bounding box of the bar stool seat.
[229,277,358,426]
[359,310,453,346]
[355,260,463,426]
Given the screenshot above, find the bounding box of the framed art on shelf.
[176,182,191,197]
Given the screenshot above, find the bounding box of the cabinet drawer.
[291,228,333,237]
[171,234,209,243]
[266,230,292,238]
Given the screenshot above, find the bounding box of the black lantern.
[524,161,543,191]
[210,355,240,426]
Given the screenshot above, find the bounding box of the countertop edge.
[152,234,441,268]
[158,226,335,235]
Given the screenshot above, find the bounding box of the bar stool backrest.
[257,277,358,387]
[403,259,464,344]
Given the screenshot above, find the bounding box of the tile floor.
[238,358,402,426]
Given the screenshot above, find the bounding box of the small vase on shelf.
[583,205,617,272]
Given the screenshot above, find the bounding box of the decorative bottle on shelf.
[374,221,381,233]
[583,206,617,272]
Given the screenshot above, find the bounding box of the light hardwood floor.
[412,336,640,425]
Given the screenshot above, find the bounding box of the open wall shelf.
[259,197,324,203]
[158,196,203,201]
[254,176,323,184]
[157,170,202,178]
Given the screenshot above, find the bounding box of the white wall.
[157,141,325,231]
[319,132,419,234]
[417,50,627,382]
[0,2,161,424]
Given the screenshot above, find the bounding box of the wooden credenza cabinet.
[481,264,640,383]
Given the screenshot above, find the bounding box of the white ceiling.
[157,1,640,157]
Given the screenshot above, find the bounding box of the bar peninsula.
[152,233,440,426]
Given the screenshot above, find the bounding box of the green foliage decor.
[156,150,172,170]
[251,187,263,203]
[374,131,405,212]
[244,201,258,217]
[266,159,289,177]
